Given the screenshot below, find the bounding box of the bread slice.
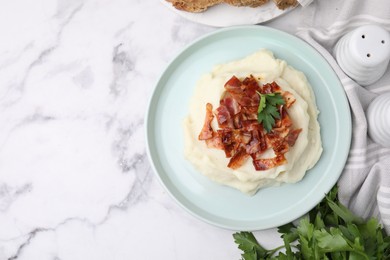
[272,0,297,10]
[166,0,293,13]
[166,0,223,13]
[224,0,268,8]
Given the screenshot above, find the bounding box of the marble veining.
[0,0,302,259]
[0,183,33,212]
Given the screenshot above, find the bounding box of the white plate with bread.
[161,0,297,27]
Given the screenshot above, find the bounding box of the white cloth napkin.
[296,0,390,232]
[297,0,313,8]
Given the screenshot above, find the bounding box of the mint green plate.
[146,26,351,231]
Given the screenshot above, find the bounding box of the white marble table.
[0,1,303,259]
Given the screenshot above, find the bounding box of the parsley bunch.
[257,92,285,133]
[233,186,390,259]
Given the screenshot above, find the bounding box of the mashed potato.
[183,49,322,195]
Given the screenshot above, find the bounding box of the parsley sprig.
[233,186,390,259]
[257,92,285,133]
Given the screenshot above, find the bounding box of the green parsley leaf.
[256,92,285,132]
[326,198,364,225]
[233,232,268,259]
[266,93,286,106]
[257,91,267,114]
[314,228,352,252]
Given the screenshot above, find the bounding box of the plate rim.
[145,25,352,231]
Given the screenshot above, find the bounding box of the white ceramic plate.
[160,0,295,27]
[146,26,351,231]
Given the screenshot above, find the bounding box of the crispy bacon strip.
[220,92,240,116]
[282,91,296,108]
[198,103,214,140]
[227,148,249,169]
[286,128,302,146]
[245,125,266,154]
[224,75,259,107]
[273,106,292,137]
[218,129,235,157]
[205,133,224,149]
[253,154,287,171]
[215,105,233,129]
[261,81,281,94]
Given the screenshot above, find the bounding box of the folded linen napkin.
[296,0,390,232]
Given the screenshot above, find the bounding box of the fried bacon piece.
[252,154,287,171]
[228,148,250,169]
[198,103,214,140]
[261,81,281,94]
[286,128,302,146]
[198,76,302,171]
[205,133,224,149]
[224,75,260,107]
[215,105,233,129]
